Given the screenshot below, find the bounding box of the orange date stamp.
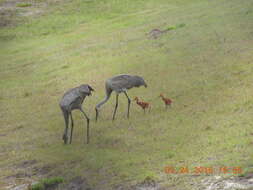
[164,166,242,175]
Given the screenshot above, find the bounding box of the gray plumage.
[95,74,147,121]
[59,84,94,144]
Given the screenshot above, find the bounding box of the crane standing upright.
[59,84,94,144]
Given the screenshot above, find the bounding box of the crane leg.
[112,94,119,120]
[69,112,74,144]
[61,109,69,144]
[144,108,146,114]
[80,108,90,144]
[95,108,99,122]
[124,92,131,119]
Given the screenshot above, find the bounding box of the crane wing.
[60,87,81,107]
[109,75,134,92]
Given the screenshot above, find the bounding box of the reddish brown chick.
[159,94,172,108]
[134,97,150,113]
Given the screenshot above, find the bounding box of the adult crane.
[95,74,147,121]
[59,84,94,144]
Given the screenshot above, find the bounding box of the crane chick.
[159,93,172,109]
[134,97,151,113]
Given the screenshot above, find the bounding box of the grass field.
[1,0,253,189]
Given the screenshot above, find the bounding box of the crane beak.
[88,85,94,91]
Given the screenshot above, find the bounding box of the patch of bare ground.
[147,29,167,39]
[201,173,253,190]
[32,164,55,176]
[0,133,7,136]
[15,159,37,168]
[116,177,166,190]
[4,160,59,190]
[0,6,16,27]
[0,0,46,27]
[4,160,37,189]
[61,176,91,190]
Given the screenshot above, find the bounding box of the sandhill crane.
[95,74,147,121]
[59,84,94,144]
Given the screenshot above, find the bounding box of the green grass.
[42,177,64,186]
[0,0,253,189]
[16,3,32,7]
[31,183,44,190]
[166,23,186,31]
[30,177,64,190]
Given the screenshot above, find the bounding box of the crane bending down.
[95,74,147,121]
[59,84,94,144]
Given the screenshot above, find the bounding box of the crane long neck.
[96,89,112,109]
